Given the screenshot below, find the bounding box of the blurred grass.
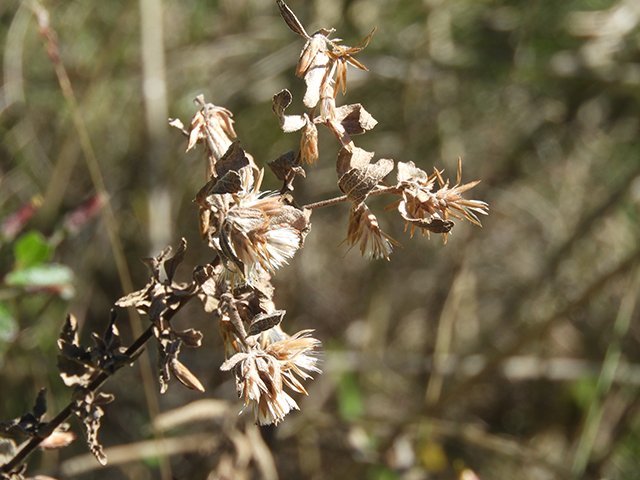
[2,0,640,479]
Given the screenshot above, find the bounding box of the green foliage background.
[1,0,640,478]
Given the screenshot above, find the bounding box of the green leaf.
[14,231,53,268]
[0,303,18,343]
[5,264,75,299]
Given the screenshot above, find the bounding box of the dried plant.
[0,1,487,477]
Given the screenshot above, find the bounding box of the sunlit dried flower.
[327,27,376,97]
[221,330,320,426]
[263,329,321,396]
[170,95,237,178]
[388,158,488,243]
[200,164,311,285]
[342,204,400,260]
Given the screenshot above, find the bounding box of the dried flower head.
[221,330,320,426]
[342,204,400,260]
[170,95,237,178]
[327,27,376,97]
[388,158,489,243]
[196,147,311,284]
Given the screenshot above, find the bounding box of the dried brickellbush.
[0,1,487,477]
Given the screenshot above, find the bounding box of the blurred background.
[1,0,640,478]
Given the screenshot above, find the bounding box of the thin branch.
[0,324,155,474]
[303,185,401,210]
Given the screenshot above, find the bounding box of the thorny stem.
[0,324,156,474]
[303,185,401,210]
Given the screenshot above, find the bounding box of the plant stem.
[0,324,155,474]
[303,185,400,210]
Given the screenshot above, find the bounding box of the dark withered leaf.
[141,244,173,281]
[57,355,94,388]
[57,315,91,363]
[215,141,251,179]
[70,390,114,465]
[175,328,203,348]
[91,332,106,353]
[0,396,48,438]
[218,228,246,277]
[338,159,394,206]
[58,338,91,365]
[194,262,223,313]
[58,314,79,347]
[102,310,120,351]
[247,310,286,336]
[267,150,306,182]
[272,89,293,117]
[148,296,169,324]
[93,392,115,405]
[0,464,27,480]
[163,238,187,282]
[157,338,182,394]
[32,388,47,421]
[170,359,205,392]
[194,177,217,208]
[114,286,151,311]
[336,146,375,178]
[276,0,310,38]
[209,170,243,194]
[334,104,377,136]
[0,417,31,437]
[232,273,275,318]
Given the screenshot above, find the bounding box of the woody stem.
[303,185,401,210]
[0,324,156,474]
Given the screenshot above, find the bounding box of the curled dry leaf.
[267,150,306,192]
[334,104,377,136]
[272,89,306,133]
[247,310,286,337]
[71,390,114,466]
[0,389,48,438]
[57,313,139,388]
[338,158,394,207]
[336,146,375,177]
[215,141,257,181]
[175,328,204,348]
